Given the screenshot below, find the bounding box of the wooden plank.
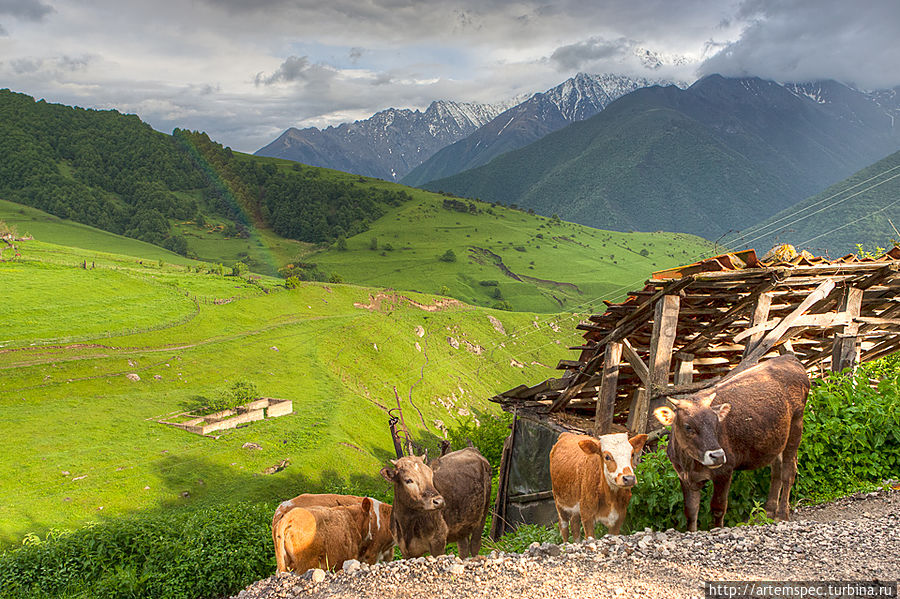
[675,354,695,386]
[832,286,863,372]
[733,312,851,343]
[621,338,650,384]
[742,279,836,365]
[853,316,900,326]
[593,341,623,435]
[740,292,772,359]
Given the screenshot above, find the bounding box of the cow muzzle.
[701,449,726,468]
[428,495,445,510]
[618,474,636,488]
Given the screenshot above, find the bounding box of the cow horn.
[668,397,685,409]
[700,391,717,407]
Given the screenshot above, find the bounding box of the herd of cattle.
[273,355,811,573]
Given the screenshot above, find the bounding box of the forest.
[0,90,411,255]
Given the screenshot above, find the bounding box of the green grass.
[304,196,712,313]
[0,200,193,266]
[0,239,583,546]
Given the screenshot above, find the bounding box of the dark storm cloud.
[699,0,900,89]
[550,37,636,71]
[0,0,54,21]
[254,55,335,86]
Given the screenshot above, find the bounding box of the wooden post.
[675,354,694,387]
[490,411,517,540]
[832,286,863,372]
[742,292,772,360]
[593,341,623,435]
[631,295,679,434]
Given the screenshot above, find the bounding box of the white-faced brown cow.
[549,431,648,540]
[653,354,810,531]
[273,494,394,572]
[380,447,491,559]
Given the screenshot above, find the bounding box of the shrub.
[491,301,513,311]
[0,504,274,599]
[438,249,457,263]
[479,280,499,287]
[447,410,512,473]
[231,261,248,277]
[284,276,300,289]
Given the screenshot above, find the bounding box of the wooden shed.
[489,246,900,538]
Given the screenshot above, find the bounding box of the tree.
[439,249,457,263]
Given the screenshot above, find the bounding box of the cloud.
[0,0,54,22]
[0,23,7,36]
[254,55,335,86]
[550,37,636,71]
[699,0,900,89]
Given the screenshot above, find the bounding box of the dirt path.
[233,487,899,599]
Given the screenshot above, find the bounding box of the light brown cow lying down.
[273,495,394,572]
[549,432,647,541]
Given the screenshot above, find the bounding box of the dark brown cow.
[273,497,395,572]
[653,354,810,531]
[549,432,647,540]
[380,447,491,559]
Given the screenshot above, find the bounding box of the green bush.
[438,249,457,263]
[447,410,512,473]
[0,503,273,599]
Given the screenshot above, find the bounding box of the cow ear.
[380,467,396,483]
[713,402,731,421]
[390,459,399,466]
[628,434,648,455]
[361,496,372,513]
[578,439,601,454]
[654,406,676,426]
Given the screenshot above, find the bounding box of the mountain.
[401,73,683,187]
[254,99,518,181]
[420,76,900,240]
[740,149,900,256]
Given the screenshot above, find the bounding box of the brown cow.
[273,495,394,572]
[380,447,491,559]
[653,354,810,531]
[549,431,647,541]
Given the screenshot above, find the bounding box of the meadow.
[0,237,584,546]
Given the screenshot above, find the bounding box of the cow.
[653,354,810,532]
[272,494,394,572]
[549,431,648,541]
[380,446,491,559]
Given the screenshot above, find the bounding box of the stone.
[311,568,326,583]
[449,563,465,575]
[126,373,140,382]
[343,559,361,573]
[242,442,263,450]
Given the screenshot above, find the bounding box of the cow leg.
[777,415,804,521]
[680,478,703,532]
[569,512,582,542]
[457,537,470,559]
[555,503,571,543]
[710,474,733,529]
[580,513,596,540]
[765,453,784,519]
[468,530,483,557]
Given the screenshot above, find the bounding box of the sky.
[1,0,899,153]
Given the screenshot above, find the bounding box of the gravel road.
[233,488,898,599]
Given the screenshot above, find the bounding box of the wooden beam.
[621,338,650,384]
[832,286,863,372]
[742,279,836,366]
[734,312,851,343]
[593,341,623,435]
[632,294,679,434]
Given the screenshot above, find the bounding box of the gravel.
[232,488,899,599]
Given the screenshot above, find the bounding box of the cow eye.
[404,478,414,484]
[604,454,612,461]
[684,424,693,433]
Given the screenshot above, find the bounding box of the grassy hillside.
[739,149,900,256]
[0,238,585,545]
[303,194,712,313]
[422,76,900,239]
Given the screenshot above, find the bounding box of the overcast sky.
[2,0,898,153]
